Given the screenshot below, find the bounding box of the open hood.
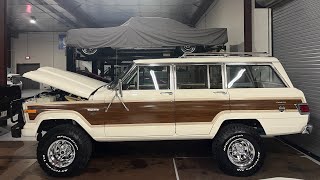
[23,67,107,99]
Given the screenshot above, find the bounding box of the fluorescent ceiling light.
[30,16,36,24]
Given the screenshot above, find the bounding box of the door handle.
[213,91,227,95]
[160,92,173,95]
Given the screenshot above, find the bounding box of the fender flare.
[31,110,95,137]
[209,111,265,138]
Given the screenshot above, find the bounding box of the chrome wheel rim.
[82,48,97,55]
[47,139,76,168]
[227,138,255,167]
[180,45,196,53]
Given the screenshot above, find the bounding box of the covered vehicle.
[66,17,228,56]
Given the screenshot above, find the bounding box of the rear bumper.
[301,124,313,134]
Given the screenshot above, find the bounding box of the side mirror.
[118,79,123,97]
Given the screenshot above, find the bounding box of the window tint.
[227,65,286,88]
[209,65,222,89]
[176,65,208,89]
[124,66,170,90]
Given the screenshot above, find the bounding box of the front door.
[105,65,175,137]
[174,64,230,135]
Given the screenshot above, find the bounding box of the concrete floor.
[0,138,319,180]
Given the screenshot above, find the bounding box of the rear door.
[174,64,230,135]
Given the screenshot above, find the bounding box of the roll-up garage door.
[273,0,320,156]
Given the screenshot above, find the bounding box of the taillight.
[297,104,310,115]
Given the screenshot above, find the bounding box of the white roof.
[134,56,279,64]
[23,67,107,99]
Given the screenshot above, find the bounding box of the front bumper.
[11,122,24,138]
[301,124,313,134]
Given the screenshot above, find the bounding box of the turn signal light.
[24,109,37,114]
[297,104,310,115]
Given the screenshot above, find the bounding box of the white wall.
[253,8,272,55]
[196,0,244,52]
[11,32,66,73]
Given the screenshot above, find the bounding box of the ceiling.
[255,0,289,7]
[7,0,214,32]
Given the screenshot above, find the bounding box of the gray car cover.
[66,17,228,48]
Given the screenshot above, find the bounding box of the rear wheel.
[37,124,92,177]
[213,124,265,177]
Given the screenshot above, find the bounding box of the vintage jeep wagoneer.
[11,52,312,177]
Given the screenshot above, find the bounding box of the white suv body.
[13,54,312,177]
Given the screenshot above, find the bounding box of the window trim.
[173,63,224,90]
[225,63,288,89]
[123,64,172,91]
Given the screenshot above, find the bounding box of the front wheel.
[213,124,265,177]
[37,124,92,177]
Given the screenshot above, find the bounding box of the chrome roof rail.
[181,52,271,58]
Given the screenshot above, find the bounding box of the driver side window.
[123,66,170,90]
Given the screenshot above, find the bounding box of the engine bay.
[24,89,87,103]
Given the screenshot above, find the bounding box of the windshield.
[109,63,134,88]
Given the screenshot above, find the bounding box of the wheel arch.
[33,111,95,140]
[219,119,266,135]
[210,117,266,138]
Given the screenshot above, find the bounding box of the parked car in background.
[12,52,312,177]
[78,45,226,57]
[66,17,228,57]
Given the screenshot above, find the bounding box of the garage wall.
[196,0,244,51]
[11,32,66,74]
[253,8,272,54]
[273,0,320,156]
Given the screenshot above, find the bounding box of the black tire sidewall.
[175,46,198,56]
[79,48,99,57]
[37,130,89,176]
[218,133,263,176]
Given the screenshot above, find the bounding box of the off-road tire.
[213,124,265,177]
[37,124,92,177]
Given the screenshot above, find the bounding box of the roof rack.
[181,52,271,58]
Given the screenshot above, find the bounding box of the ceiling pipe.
[190,0,216,27]
[33,0,80,28]
[54,0,101,28]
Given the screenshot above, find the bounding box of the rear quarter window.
[227,65,286,88]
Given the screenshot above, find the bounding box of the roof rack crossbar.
[181,52,270,58]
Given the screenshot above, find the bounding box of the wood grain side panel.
[26,99,302,125]
[175,101,230,123]
[230,99,302,111]
[27,101,174,125]
[106,102,174,124]
[27,103,107,125]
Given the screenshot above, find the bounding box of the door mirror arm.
[106,79,129,112]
